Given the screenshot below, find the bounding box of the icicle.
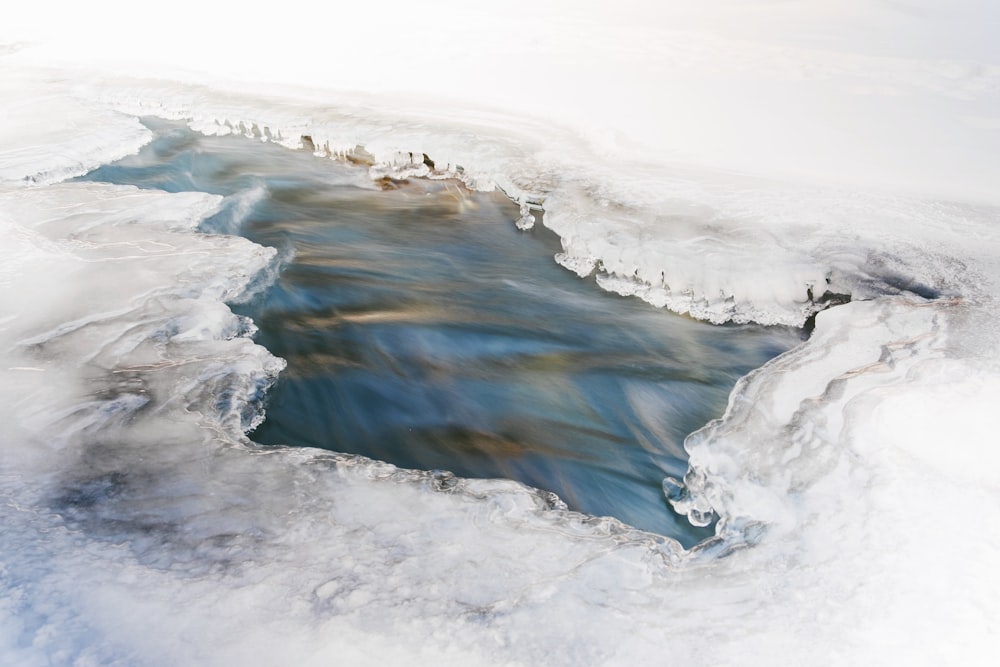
[515,201,535,230]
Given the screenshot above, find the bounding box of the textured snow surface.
[2,2,1000,665]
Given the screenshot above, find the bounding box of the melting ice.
[3,2,1000,665]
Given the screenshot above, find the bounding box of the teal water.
[81,120,802,545]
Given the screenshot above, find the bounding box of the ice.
[7,1,1000,198]
[16,67,983,326]
[0,64,150,186]
[3,1,1000,665]
[0,175,688,667]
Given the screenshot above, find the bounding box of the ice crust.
[41,72,991,328]
[0,68,150,186]
[3,2,1000,665]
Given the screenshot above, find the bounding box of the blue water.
[80,119,802,545]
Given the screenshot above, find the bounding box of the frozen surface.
[2,1,1000,665]
[0,67,150,185]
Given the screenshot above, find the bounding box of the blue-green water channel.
[81,119,802,545]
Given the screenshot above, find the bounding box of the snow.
[1,1,999,665]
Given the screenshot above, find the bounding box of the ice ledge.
[665,296,955,540]
[69,73,1000,333]
[595,272,822,327]
[0,69,151,186]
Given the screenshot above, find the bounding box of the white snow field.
[1,2,999,665]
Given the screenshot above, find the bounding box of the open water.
[81,119,802,543]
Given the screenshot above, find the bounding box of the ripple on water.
[80,119,802,546]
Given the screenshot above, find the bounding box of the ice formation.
[2,1,1000,665]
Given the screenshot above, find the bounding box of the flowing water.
[80,119,802,544]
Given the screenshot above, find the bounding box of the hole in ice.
[79,119,802,546]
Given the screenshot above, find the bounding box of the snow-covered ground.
[2,2,999,664]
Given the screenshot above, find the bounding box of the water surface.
[82,120,802,544]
